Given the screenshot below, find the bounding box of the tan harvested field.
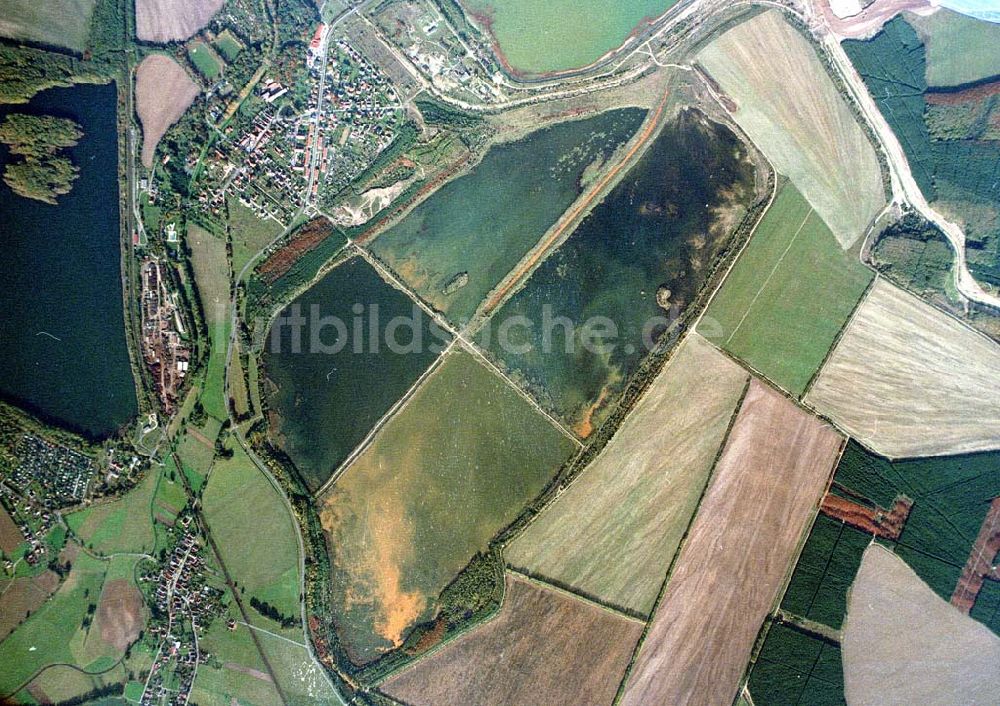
[381,573,642,706]
[136,0,223,42]
[805,278,1000,458]
[95,579,144,652]
[136,55,200,169]
[843,544,1000,705]
[621,380,842,706]
[0,505,22,554]
[506,334,748,615]
[0,571,60,642]
[697,9,884,247]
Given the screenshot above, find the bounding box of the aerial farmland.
[3,0,1000,702]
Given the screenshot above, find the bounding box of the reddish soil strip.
[381,573,642,706]
[187,426,214,449]
[0,504,23,554]
[620,380,842,706]
[224,662,275,683]
[926,79,1000,105]
[481,88,671,316]
[97,579,144,652]
[257,217,335,283]
[820,491,912,540]
[951,496,1000,613]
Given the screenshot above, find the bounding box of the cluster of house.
[0,482,55,568]
[140,259,192,415]
[315,39,405,196]
[8,434,95,507]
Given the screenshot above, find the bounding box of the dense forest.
[0,113,84,204]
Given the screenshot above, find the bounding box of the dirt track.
[136,55,200,169]
[620,380,841,706]
[136,0,223,42]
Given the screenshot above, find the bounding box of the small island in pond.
[0,113,83,204]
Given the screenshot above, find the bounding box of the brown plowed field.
[381,573,642,706]
[136,54,200,168]
[0,505,22,554]
[620,380,842,706]
[96,579,144,651]
[843,544,1000,705]
[136,0,223,42]
[820,491,912,540]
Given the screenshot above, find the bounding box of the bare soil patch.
[805,278,1000,457]
[136,54,200,168]
[621,380,842,706]
[96,579,144,652]
[843,544,1000,705]
[381,573,642,706]
[0,505,23,554]
[136,0,223,42]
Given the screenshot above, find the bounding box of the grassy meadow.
[459,0,677,73]
[698,183,873,397]
[66,468,158,555]
[0,0,97,52]
[187,224,232,421]
[202,443,301,622]
[911,8,1000,87]
[319,349,576,663]
[229,197,282,274]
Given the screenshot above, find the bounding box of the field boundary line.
[505,568,646,625]
[612,375,752,705]
[725,207,814,347]
[239,621,308,648]
[314,338,455,498]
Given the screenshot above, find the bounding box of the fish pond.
[483,109,757,436]
[0,82,137,437]
[262,256,447,491]
[369,108,646,326]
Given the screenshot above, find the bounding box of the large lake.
[0,83,137,438]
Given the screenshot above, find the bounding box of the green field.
[320,349,576,663]
[229,197,282,274]
[256,630,345,704]
[369,109,645,325]
[911,8,1000,87]
[191,614,283,706]
[0,0,97,52]
[459,0,677,74]
[202,443,300,621]
[698,183,874,396]
[213,30,244,62]
[66,469,158,555]
[748,622,844,705]
[187,224,232,421]
[0,552,111,697]
[188,40,224,80]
